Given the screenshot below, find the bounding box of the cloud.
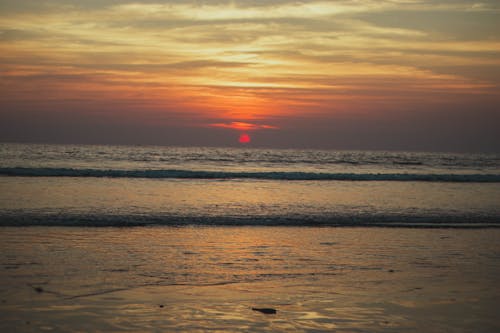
[209,122,278,131]
[0,0,499,150]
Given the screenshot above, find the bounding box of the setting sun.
[238,133,251,144]
[0,1,498,150]
[0,1,499,331]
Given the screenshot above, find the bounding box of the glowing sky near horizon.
[0,1,499,151]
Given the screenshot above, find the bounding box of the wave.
[1,167,500,182]
[1,167,499,182]
[0,212,498,228]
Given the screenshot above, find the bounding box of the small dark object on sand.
[34,287,44,293]
[159,304,164,308]
[388,269,395,273]
[252,307,277,314]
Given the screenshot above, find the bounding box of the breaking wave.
[1,167,500,182]
[0,211,498,228]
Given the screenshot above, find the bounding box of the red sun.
[238,133,251,144]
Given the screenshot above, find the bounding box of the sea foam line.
[0,167,499,182]
[0,212,499,228]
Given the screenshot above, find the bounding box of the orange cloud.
[209,122,278,131]
[1,0,499,150]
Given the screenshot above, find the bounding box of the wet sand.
[1,227,499,332]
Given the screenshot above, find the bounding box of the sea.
[1,143,500,332]
[0,143,499,227]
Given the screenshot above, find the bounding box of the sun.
[238,133,251,144]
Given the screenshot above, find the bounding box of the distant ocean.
[1,143,499,227]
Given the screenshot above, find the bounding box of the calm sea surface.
[0,143,499,226]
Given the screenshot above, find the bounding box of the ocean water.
[0,143,499,227]
[1,143,500,332]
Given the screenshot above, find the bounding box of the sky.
[1,0,499,152]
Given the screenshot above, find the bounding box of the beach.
[1,226,499,332]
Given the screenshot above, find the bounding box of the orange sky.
[1,1,499,151]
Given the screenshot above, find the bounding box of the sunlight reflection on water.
[1,227,499,332]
